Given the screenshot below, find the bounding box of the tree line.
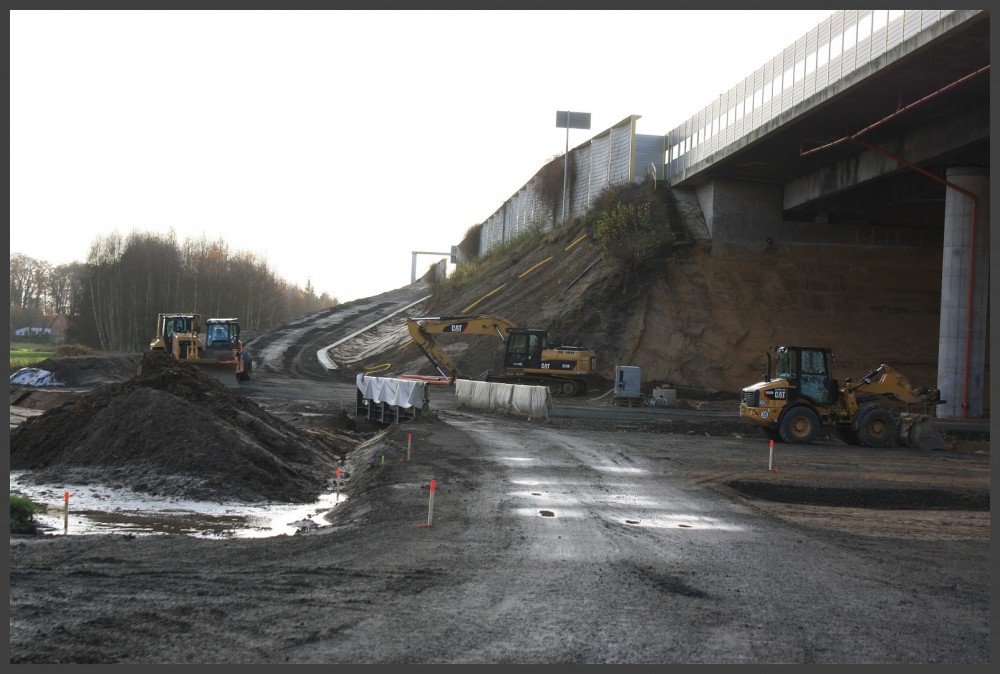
[10,230,339,352]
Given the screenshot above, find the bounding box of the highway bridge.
[666,9,987,237]
[473,10,988,421]
[662,9,988,422]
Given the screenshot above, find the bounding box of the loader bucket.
[195,362,241,389]
[897,413,946,450]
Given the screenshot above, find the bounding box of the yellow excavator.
[405,314,601,396]
[150,313,251,388]
[739,345,946,449]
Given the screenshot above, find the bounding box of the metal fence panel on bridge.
[665,10,969,181]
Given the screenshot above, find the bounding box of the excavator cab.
[504,329,547,370]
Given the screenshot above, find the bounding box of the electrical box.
[613,365,643,407]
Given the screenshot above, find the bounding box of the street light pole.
[555,110,591,224]
[562,122,570,222]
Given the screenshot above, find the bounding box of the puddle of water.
[9,472,347,539]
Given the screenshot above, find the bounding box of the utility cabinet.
[612,365,643,407]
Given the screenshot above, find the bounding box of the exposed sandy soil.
[383,192,962,404]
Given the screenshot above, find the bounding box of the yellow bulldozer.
[739,345,946,449]
[405,314,601,396]
[150,313,251,388]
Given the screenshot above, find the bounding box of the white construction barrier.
[455,379,552,420]
[356,374,428,423]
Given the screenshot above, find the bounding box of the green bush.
[591,184,680,294]
[10,493,39,526]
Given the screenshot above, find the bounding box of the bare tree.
[10,253,42,310]
[13,228,340,351]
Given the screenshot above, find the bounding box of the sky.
[10,9,835,304]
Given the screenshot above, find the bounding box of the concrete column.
[937,167,989,418]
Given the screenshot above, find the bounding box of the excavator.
[739,345,946,449]
[150,313,252,388]
[405,314,601,396]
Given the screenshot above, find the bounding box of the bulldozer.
[405,314,601,396]
[738,345,946,449]
[150,313,252,388]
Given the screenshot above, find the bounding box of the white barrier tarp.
[9,368,64,387]
[356,374,426,408]
[455,379,551,420]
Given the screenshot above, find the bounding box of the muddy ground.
[9,351,989,510]
[8,349,991,664]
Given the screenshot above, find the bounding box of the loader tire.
[778,406,820,444]
[855,407,895,448]
[239,353,253,382]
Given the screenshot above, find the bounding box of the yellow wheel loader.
[739,345,945,449]
[150,313,251,388]
[405,314,601,396]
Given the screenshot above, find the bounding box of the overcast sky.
[10,9,835,303]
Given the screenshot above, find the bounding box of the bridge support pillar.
[936,166,989,418]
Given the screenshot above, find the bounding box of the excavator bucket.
[897,413,946,450]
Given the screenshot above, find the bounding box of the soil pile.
[10,351,357,503]
[29,353,144,387]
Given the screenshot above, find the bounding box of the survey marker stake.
[418,478,437,528]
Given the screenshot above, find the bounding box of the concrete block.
[652,388,676,406]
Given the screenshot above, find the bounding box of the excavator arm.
[406,314,515,382]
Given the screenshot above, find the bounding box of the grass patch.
[10,342,55,372]
[10,493,39,527]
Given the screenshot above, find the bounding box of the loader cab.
[773,346,836,406]
[504,328,547,371]
[205,319,241,350]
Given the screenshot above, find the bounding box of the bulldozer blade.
[195,363,241,389]
[897,413,946,450]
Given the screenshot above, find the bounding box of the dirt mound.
[30,353,143,387]
[10,351,355,503]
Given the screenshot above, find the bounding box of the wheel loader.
[738,345,946,449]
[150,313,251,388]
[405,314,601,396]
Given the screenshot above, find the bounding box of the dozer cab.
[150,313,251,388]
[738,345,945,449]
[405,314,601,396]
